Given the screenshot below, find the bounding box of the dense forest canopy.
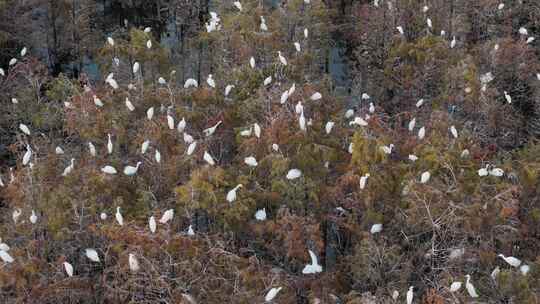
[0,0,540,303]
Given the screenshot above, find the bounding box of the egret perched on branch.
[22,144,32,166]
[9,58,17,66]
[418,126,426,139]
[159,209,174,224]
[310,92,322,101]
[101,165,117,175]
[260,16,268,31]
[155,150,161,163]
[63,262,74,277]
[149,216,156,233]
[465,275,479,298]
[325,121,335,134]
[19,123,31,135]
[302,250,323,274]
[55,146,65,155]
[225,84,235,96]
[264,287,282,302]
[146,40,152,49]
[420,171,431,183]
[125,98,135,111]
[255,208,267,221]
[61,158,75,177]
[233,1,242,11]
[396,26,404,35]
[244,156,258,167]
[206,74,216,88]
[0,250,14,263]
[299,111,306,131]
[187,142,197,155]
[129,253,140,272]
[177,118,186,132]
[295,102,303,114]
[304,28,309,38]
[250,57,256,69]
[498,3,504,10]
[504,91,512,103]
[115,207,124,226]
[280,90,289,104]
[183,133,194,144]
[359,173,370,189]
[141,140,150,154]
[167,115,175,130]
[450,281,462,292]
[123,162,142,176]
[107,37,114,46]
[227,184,243,202]
[263,76,272,86]
[406,287,414,304]
[147,107,154,120]
[427,18,432,28]
[12,209,21,224]
[144,27,151,33]
[107,134,113,154]
[519,27,528,36]
[498,254,521,267]
[253,123,261,138]
[85,249,100,262]
[203,151,215,166]
[450,36,457,48]
[93,95,103,107]
[286,169,302,180]
[370,223,382,234]
[184,78,198,88]
[294,42,301,52]
[349,116,368,127]
[203,121,222,136]
[29,210,37,224]
[450,125,458,138]
[278,51,288,66]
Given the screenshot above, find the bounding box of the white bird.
[141,140,150,154]
[241,155,258,167]
[106,77,119,90]
[380,144,394,154]
[177,118,187,132]
[20,47,27,57]
[450,281,462,292]
[8,58,17,66]
[203,151,215,166]
[304,28,309,38]
[408,118,416,131]
[85,248,100,262]
[12,209,22,223]
[520,264,530,275]
[427,18,432,28]
[148,216,156,233]
[162,114,174,130]
[395,26,404,35]
[310,92,322,101]
[369,102,375,113]
[106,134,113,154]
[144,27,151,33]
[233,1,242,11]
[450,36,456,48]
[184,78,198,88]
[345,109,354,118]
[61,158,75,177]
[416,99,424,107]
[93,95,104,107]
[360,173,370,190]
[504,91,512,103]
[255,208,267,221]
[240,128,252,137]
[0,250,14,263]
[63,261,74,277]
[392,290,399,300]
[423,5,429,12]
[370,223,382,234]
[147,107,154,120]
[129,253,140,272]
[183,133,194,144]
[491,266,500,280]
[264,287,282,302]
[29,210,37,224]
[299,111,306,131]
[325,121,335,134]
[203,121,222,136]
[100,213,107,220]
[19,123,31,135]
[361,93,370,100]
[272,144,279,152]
[107,37,115,46]
[420,171,431,183]
[250,57,256,69]
[286,169,302,180]
[498,254,521,267]
[263,76,272,86]
[409,154,418,161]
[115,207,124,226]
[155,150,161,163]
[146,40,152,49]
[253,123,261,138]
[227,184,243,203]
[225,84,235,96]
[406,286,413,304]
[302,249,323,274]
[124,162,142,176]
[11,98,17,104]
[418,126,426,139]
[498,3,504,10]
[294,42,301,52]
[22,145,32,166]
[125,98,135,111]
[490,167,504,177]
[187,141,197,155]
[526,37,535,44]
[260,17,268,31]
[206,74,216,88]
[450,125,458,138]
[295,102,304,115]
[478,167,489,176]
[280,90,289,104]
[187,225,195,236]
[278,51,287,66]
[159,209,174,223]
[349,116,368,126]
[0,68,4,76]
[518,27,528,36]
[465,275,479,298]
[101,165,117,175]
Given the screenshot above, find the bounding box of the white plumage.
[286,169,302,180]
[149,216,156,233]
[0,250,14,263]
[264,76,272,86]
[61,158,75,177]
[184,78,198,88]
[129,253,140,272]
[302,249,323,274]
[125,98,135,111]
[349,116,368,127]
[370,223,382,234]
[177,118,187,132]
[325,121,335,134]
[253,123,261,138]
[183,133,194,144]
[418,126,426,139]
[233,1,242,11]
[147,107,154,120]
[107,134,113,154]
[450,125,458,138]
[244,156,258,167]
[294,42,301,52]
[226,184,243,203]
[22,145,32,166]
[93,95,104,107]
[64,261,74,277]
[85,248,100,262]
[450,281,462,292]
[203,151,215,166]
[19,123,31,135]
[278,51,287,66]
[310,92,322,101]
[115,207,123,226]
[107,37,114,46]
[29,210,37,224]
[420,171,431,184]
[397,26,404,35]
[159,209,174,224]
[101,165,117,174]
[280,90,289,104]
[187,141,197,155]
[465,275,479,298]
[264,286,282,302]
[406,286,413,304]
[146,40,152,49]
[255,208,267,221]
[123,162,142,176]
[250,57,256,69]
[155,150,161,163]
[498,254,521,267]
[360,173,370,190]
[203,121,222,137]
[206,74,216,88]
[225,84,235,96]
[167,115,175,130]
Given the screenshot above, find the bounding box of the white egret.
[295,102,304,114]
[123,162,142,176]
[146,40,152,49]
[177,118,186,132]
[278,51,287,66]
[63,261,73,277]
[294,42,301,52]
[0,68,4,76]
[369,102,375,113]
[203,121,222,136]
[184,78,198,88]
[250,57,256,69]
[345,109,354,118]
[406,287,413,304]
[155,150,161,163]
[244,156,258,167]
[159,209,174,224]
[304,28,309,38]
[465,275,479,298]
[240,128,252,137]
[264,287,282,302]
[325,121,335,134]
[416,99,424,108]
[9,58,17,66]
[490,167,504,177]
[478,167,489,176]
[85,248,100,262]
[302,250,323,274]
[392,290,399,300]
[0,250,14,263]
[101,165,117,175]
[427,18,432,28]
[141,140,150,154]
[115,207,124,226]
[450,36,456,48]
[255,208,267,221]
[167,115,175,130]
[129,253,140,272]
[55,146,64,155]
[286,169,302,180]
[61,158,75,177]
[206,74,216,88]
[146,107,154,120]
[29,210,37,224]
[227,184,243,203]
[498,3,504,10]
[299,111,306,131]
[526,37,535,44]
[380,144,393,154]
[12,209,21,224]
[280,90,289,104]
[253,123,261,138]
[106,77,119,90]
[498,254,521,267]
[187,225,195,236]
[272,144,279,152]
[418,126,426,139]
[203,151,215,165]
[11,98,17,104]
[504,91,512,103]
[93,95,104,107]
[520,264,530,275]
[396,26,404,35]
[107,134,113,154]
[187,141,197,155]
[22,145,32,166]
[359,173,370,190]
[408,118,416,131]
[450,125,458,138]
[423,5,429,12]
[491,266,500,280]
[149,216,156,233]
[370,223,382,234]
[233,1,242,11]
[263,76,272,86]
[260,16,268,31]
[125,98,135,111]
[518,27,528,35]
[450,281,462,292]
[420,171,431,183]
[349,116,368,126]
[409,154,418,161]
[19,123,31,135]
[310,92,322,101]
[107,37,114,46]
[183,133,194,144]
[100,213,107,220]
[225,84,234,96]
